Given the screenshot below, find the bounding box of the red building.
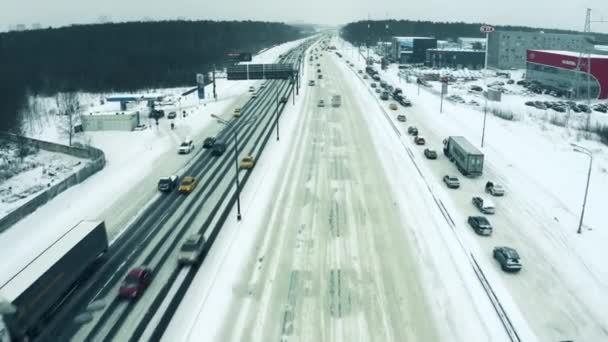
[526,49,608,99]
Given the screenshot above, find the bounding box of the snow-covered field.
[0,142,87,217]
[352,42,608,341]
[0,38,307,293]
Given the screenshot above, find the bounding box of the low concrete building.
[81,111,140,131]
[392,37,437,64]
[426,49,486,69]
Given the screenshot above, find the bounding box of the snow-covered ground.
[0,142,87,217]
[0,38,307,294]
[351,41,608,341]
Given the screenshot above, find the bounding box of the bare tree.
[56,92,79,146]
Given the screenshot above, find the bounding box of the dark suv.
[467,216,493,236]
[211,142,226,156]
[203,137,216,148]
[493,247,522,272]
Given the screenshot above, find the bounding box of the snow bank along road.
[33,44,310,342]
[163,37,518,342]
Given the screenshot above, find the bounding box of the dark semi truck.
[443,136,484,177]
[0,221,108,341]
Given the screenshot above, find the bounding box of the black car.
[407,126,418,135]
[167,111,177,119]
[380,92,390,100]
[424,148,437,160]
[203,137,216,148]
[467,216,493,236]
[399,98,412,107]
[211,142,226,156]
[279,96,288,104]
[493,246,522,272]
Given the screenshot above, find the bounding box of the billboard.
[196,74,205,99]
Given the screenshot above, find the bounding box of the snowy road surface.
[355,44,608,341]
[164,38,514,342]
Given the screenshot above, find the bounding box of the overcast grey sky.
[2,0,608,33]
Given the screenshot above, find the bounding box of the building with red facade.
[526,49,608,100]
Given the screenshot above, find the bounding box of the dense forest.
[0,20,304,132]
[341,19,608,46]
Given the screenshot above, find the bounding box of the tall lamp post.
[211,114,242,221]
[571,143,593,234]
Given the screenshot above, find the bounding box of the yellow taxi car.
[233,107,241,117]
[178,176,198,193]
[240,155,255,169]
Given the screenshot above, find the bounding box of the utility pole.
[212,65,217,100]
[571,144,593,234]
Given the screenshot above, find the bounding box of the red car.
[118,267,152,299]
[414,136,426,145]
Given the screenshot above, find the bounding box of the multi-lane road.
[37,41,313,342]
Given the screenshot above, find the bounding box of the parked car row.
[524,100,596,113]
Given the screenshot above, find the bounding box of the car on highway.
[380,92,390,100]
[118,267,152,299]
[259,83,266,89]
[318,74,323,79]
[178,139,194,154]
[414,136,426,145]
[468,216,493,236]
[375,88,381,94]
[203,137,216,148]
[211,142,226,156]
[318,99,325,107]
[309,80,315,86]
[167,111,177,119]
[397,114,406,122]
[279,96,288,104]
[472,196,496,214]
[443,175,460,189]
[233,107,241,117]
[178,234,206,265]
[158,175,179,192]
[493,246,522,272]
[316,63,320,67]
[240,155,255,169]
[485,181,505,196]
[363,74,369,79]
[358,70,363,74]
[248,86,255,92]
[398,98,412,107]
[407,126,418,135]
[179,176,198,193]
[251,91,258,99]
[389,103,398,110]
[424,148,437,159]
[370,82,377,88]
[317,68,321,73]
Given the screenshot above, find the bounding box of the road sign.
[226,52,253,62]
[480,25,495,33]
[227,63,294,80]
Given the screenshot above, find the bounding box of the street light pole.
[571,144,593,234]
[211,114,242,221]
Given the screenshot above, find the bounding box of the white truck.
[331,95,341,107]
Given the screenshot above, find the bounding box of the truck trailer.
[0,221,108,341]
[443,136,484,177]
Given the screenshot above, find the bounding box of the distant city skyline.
[2,0,608,34]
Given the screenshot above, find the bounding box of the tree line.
[0,20,304,132]
[340,19,608,46]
